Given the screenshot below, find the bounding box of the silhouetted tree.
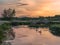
[2,8,15,19]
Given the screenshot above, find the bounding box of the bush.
[49,24,60,37]
[0,23,12,44]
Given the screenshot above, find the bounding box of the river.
[9,25,60,45]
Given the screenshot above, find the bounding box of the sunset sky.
[0,0,60,17]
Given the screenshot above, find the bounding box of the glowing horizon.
[0,0,60,17]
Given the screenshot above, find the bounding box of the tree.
[2,8,15,18]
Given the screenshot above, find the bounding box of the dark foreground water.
[9,25,60,45]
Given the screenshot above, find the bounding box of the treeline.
[0,15,60,21]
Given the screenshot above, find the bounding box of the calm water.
[10,25,60,45]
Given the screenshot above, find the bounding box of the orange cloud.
[0,0,60,17]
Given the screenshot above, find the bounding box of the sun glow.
[0,0,60,17]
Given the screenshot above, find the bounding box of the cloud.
[0,0,60,17]
[0,0,17,5]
